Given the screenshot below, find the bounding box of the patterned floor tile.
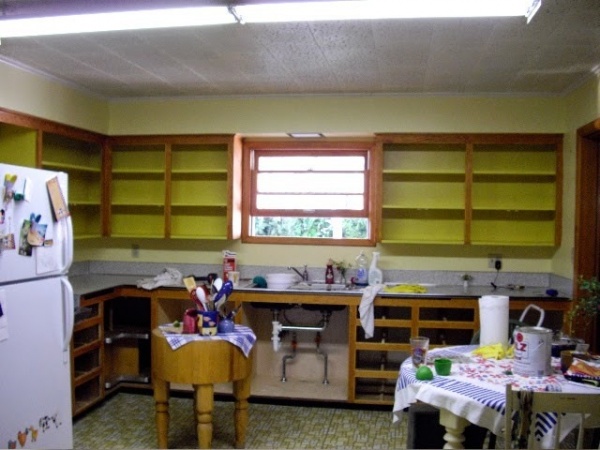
[73,393,407,449]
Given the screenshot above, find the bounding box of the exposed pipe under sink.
[272,309,331,384]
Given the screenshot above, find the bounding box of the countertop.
[69,274,570,301]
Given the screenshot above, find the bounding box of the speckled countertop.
[69,274,569,302]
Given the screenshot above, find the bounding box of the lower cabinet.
[72,286,571,415]
[71,293,107,417]
[71,288,152,417]
[103,291,151,392]
[348,297,571,405]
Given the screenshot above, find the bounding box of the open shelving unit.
[376,133,562,246]
[41,132,104,239]
[105,135,241,240]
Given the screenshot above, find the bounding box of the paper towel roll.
[478,295,509,346]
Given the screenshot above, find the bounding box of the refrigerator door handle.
[60,216,74,273]
[61,277,74,360]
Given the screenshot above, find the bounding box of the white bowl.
[266,273,297,289]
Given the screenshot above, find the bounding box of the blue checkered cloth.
[159,324,256,357]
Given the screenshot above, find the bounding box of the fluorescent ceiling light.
[0,0,541,39]
[236,0,541,23]
[0,6,235,38]
[287,133,325,138]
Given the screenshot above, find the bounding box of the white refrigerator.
[0,163,74,449]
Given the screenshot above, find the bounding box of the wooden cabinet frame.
[375,133,563,246]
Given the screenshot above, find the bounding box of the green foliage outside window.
[253,217,367,239]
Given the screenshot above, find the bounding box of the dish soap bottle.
[325,259,335,284]
[368,252,383,285]
[355,251,369,286]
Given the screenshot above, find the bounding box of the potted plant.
[332,259,352,285]
[568,276,600,340]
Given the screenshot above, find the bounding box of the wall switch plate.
[488,254,502,269]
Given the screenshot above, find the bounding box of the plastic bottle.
[368,252,383,285]
[355,251,369,285]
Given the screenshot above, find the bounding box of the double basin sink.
[248,280,359,312]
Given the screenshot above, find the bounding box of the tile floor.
[73,392,407,449]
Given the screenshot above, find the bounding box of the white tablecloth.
[393,345,598,447]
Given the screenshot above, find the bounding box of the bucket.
[513,326,552,377]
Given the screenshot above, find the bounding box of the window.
[242,139,377,246]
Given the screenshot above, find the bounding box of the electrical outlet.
[132,244,140,258]
[488,254,502,270]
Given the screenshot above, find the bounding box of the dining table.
[393,345,600,449]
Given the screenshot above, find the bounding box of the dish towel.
[159,324,256,357]
[137,267,183,290]
[359,284,383,339]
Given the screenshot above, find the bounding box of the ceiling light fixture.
[0,0,541,39]
[0,6,235,38]
[236,0,542,23]
[287,133,325,138]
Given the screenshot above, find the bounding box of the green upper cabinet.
[0,123,37,167]
[106,135,241,240]
[41,132,104,239]
[376,133,562,246]
[469,135,562,246]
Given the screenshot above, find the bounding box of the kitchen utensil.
[195,286,208,311]
[212,277,223,295]
[214,280,234,311]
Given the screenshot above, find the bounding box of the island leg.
[194,384,214,449]
[233,375,251,449]
[154,378,170,449]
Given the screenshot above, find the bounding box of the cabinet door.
[109,143,166,238]
[42,132,104,239]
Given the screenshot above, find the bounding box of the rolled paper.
[478,295,509,346]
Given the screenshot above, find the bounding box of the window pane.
[257,173,365,194]
[258,155,365,171]
[252,216,368,238]
[257,194,364,210]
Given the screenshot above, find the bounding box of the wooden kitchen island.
[151,328,253,449]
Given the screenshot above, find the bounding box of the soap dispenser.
[325,259,335,284]
[368,252,383,285]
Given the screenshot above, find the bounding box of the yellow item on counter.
[383,284,428,294]
[472,343,514,360]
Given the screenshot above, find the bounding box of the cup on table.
[182,308,198,334]
[434,358,452,376]
[199,311,218,336]
[410,336,429,367]
[228,271,241,287]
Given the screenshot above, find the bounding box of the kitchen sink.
[290,282,358,292]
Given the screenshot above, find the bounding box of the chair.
[504,384,600,449]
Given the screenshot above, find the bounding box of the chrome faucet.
[288,265,309,282]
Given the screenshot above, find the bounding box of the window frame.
[241,138,378,246]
